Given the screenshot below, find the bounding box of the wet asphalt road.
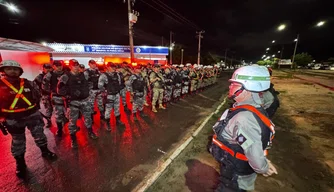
[0,72,231,192]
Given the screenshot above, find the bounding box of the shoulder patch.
[236,134,247,145]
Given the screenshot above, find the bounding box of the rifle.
[0,121,8,135]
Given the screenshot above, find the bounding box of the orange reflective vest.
[0,78,36,113]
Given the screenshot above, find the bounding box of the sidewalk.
[145,100,230,192]
[145,71,334,192]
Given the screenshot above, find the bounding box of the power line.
[151,0,200,30]
[140,0,183,26]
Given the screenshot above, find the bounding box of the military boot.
[100,112,105,121]
[88,128,98,140]
[14,155,27,177]
[152,106,157,113]
[70,134,78,149]
[159,104,166,109]
[124,105,131,115]
[91,114,95,124]
[105,119,111,132]
[40,145,57,160]
[138,110,148,118]
[116,116,125,126]
[56,122,63,137]
[133,113,138,121]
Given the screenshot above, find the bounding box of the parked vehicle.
[312,63,322,70]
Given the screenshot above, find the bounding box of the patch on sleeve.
[236,129,254,149]
[236,134,247,145]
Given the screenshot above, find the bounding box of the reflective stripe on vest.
[1,78,36,113]
[212,134,248,161]
[213,134,268,161]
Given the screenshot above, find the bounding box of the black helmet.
[69,59,79,66]
[43,63,52,69]
[107,62,117,68]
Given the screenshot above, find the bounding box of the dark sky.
[0,0,333,62]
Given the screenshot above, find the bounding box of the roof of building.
[0,37,54,52]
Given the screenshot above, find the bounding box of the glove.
[263,159,278,177]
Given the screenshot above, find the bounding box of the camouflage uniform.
[98,67,124,131]
[149,67,165,112]
[0,60,56,177]
[42,70,67,134]
[129,73,146,115]
[181,69,190,95]
[163,69,173,103]
[34,72,53,122]
[84,68,104,119]
[173,69,182,99]
[189,69,199,93]
[118,67,132,113]
[58,64,98,148]
[140,68,150,106]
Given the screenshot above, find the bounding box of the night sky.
[0,0,333,62]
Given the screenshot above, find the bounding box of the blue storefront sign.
[83,45,168,55]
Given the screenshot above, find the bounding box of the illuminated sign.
[47,43,169,55]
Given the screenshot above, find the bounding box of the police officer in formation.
[42,60,67,137]
[149,64,166,112]
[162,66,174,103]
[117,63,132,114]
[34,63,53,128]
[79,64,85,73]
[57,59,98,148]
[0,60,57,177]
[0,58,222,177]
[172,65,183,101]
[129,65,147,120]
[98,62,125,131]
[84,60,104,121]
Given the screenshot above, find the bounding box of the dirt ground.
[146,70,334,192]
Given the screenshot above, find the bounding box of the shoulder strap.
[230,105,274,133]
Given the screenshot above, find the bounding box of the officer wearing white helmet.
[209,65,277,191]
[0,60,57,177]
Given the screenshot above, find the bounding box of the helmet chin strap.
[231,87,244,99]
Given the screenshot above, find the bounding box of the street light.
[294,38,298,42]
[0,2,19,13]
[272,54,275,57]
[278,24,286,31]
[316,21,325,27]
[272,40,275,43]
[278,51,281,53]
[266,48,270,51]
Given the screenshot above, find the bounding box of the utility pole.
[169,31,173,64]
[196,30,205,64]
[181,49,184,64]
[126,0,138,63]
[291,34,299,69]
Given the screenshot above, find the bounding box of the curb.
[132,95,228,192]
